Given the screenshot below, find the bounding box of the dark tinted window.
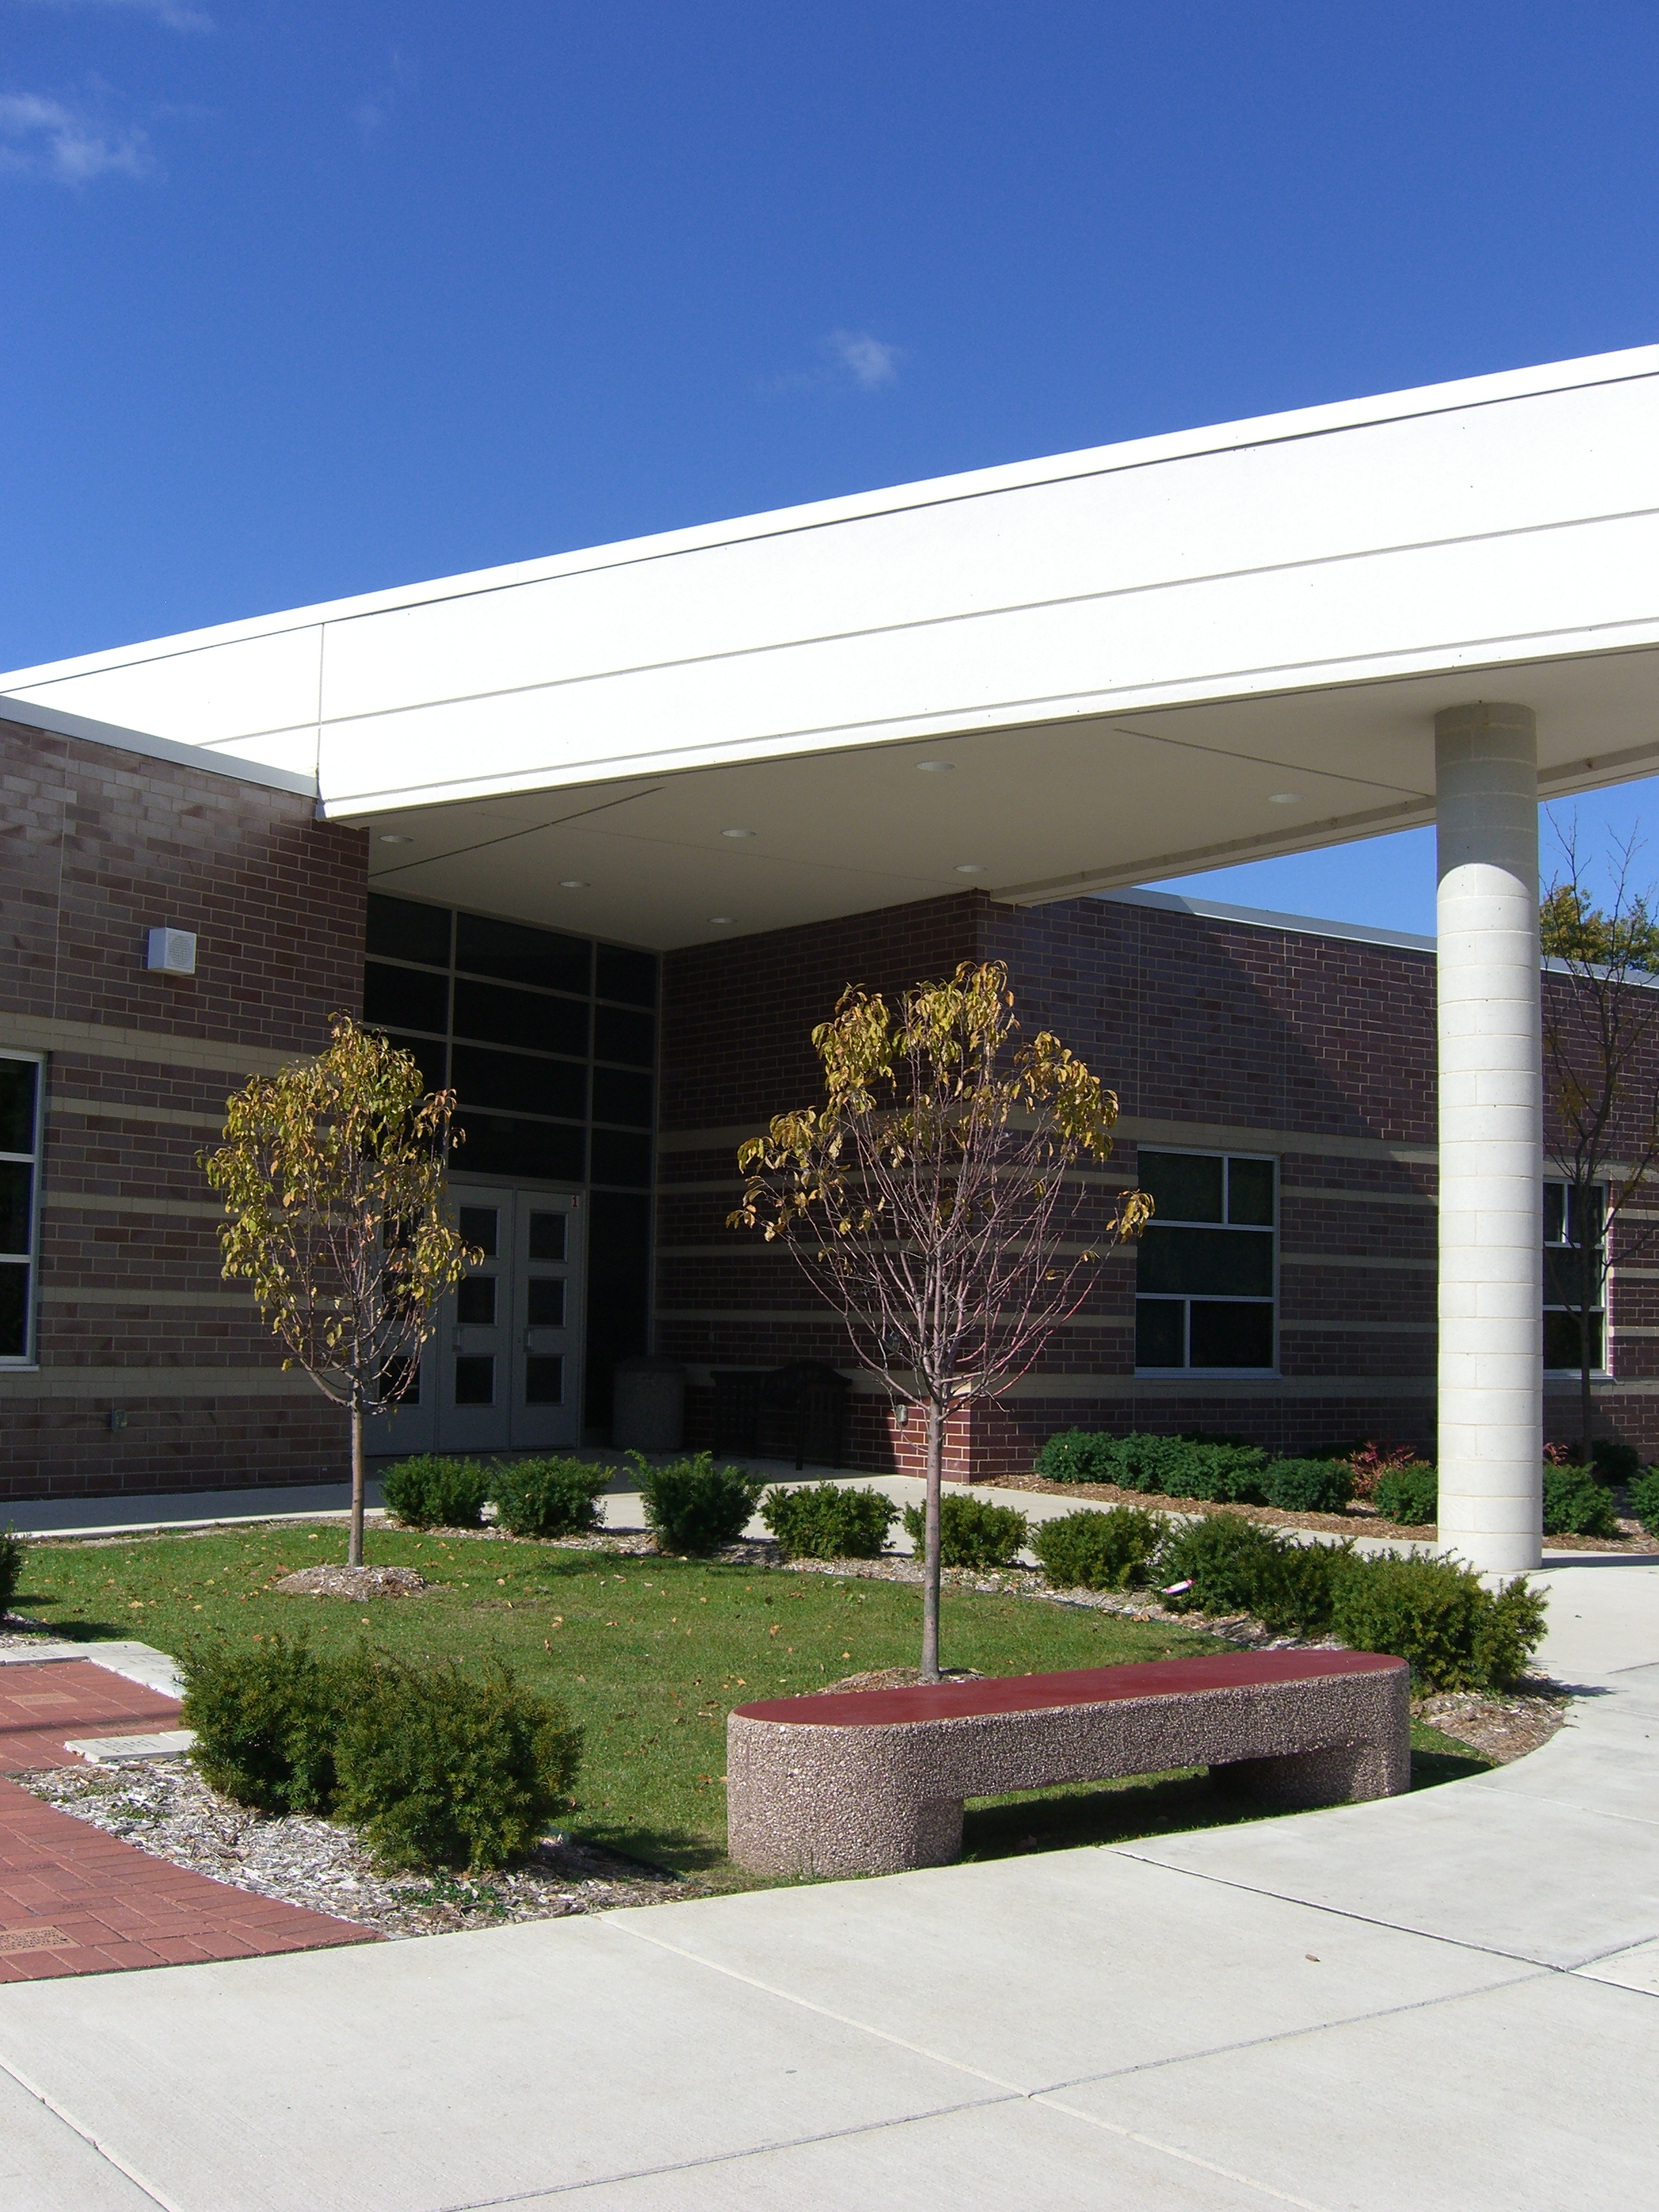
[596,943,657,1007]
[455,1115,586,1181]
[527,1212,567,1262]
[527,1278,566,1327]
[456,1277,497,1326]
[0,1061,37,1154]
[451,1044,586,1120]
[594,1006,655,1067]
[456,913,590,994]
[386,1034,448,1092]
[1189,1301,1275,1368]
[452,978,589,1056]
[590,1129,653,1187]
[1546,1310,1603,1370]
[585,1190,651,1427]
[366,893,451,968]
[1134,1298,1184,1369]
[1139,1151,1224,1223]
[0,1164,31,1256]
[0,1265,26,1359]
[458,1205,499,1256]
[364,962,449,1034]
[1137,1226,1273,1299]
[525,1355,564,1404]
[592,1067,653,1128]
[1227,1158,1275,1225]
[453,1355,495,1406]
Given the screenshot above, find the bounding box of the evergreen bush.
[489,1456,613,1538]
[181,1633,354,1814]
[1164,1443,1270,1506]
[0,1525,21,1617]
[1243,1539,1356,1637]
[1629,1467,1659,1535]
[1031,1506,1164,1591]
[1261,1458,1355,1514]
[634,1452,766,1551]
[1330,1553,1546,1691]
[1373,1464,1439,1526]
[334,1659,582,1871]
[1541,1462,1621,1538]
[382,1454,491,1530]
[901,1494,1029,1568]
[1034,1429,1121,1483]
[1153,1514,1282,1614]
[1591,1438,1641,1486]
[760,1482,897,1559]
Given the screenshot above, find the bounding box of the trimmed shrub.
[1591,1438,1641,1486]
[1330,1553,1547,1691]
[1262,1458,1355,1515]
[1629,1467,1659,1536]
[335,1659,582,1872]
[761,1482,897,1560]
[1154,1514,1282,1614]
[1374,1464,1438,1526]
[382,1454,491,1530]
[0,1525,22,1617]
[490,1456,613,1538]
[902,1494,1029,1569]
[1542,1462,1621,1539]
[1034,1429,1121,1484]
[1032,1507,1164,1591]
[635,1452,766,1552]
[181,1634,353,1814]
[1164,1443,1270,1507]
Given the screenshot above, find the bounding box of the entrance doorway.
[375,1185,583,1458]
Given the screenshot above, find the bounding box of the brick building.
[4,699,1652,1504]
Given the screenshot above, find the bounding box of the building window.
[1134,1149,1275,1372]
[1544,1180,1606,1372]
[0,1052,43,1366]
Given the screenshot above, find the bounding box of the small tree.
[201,1017,474,1568]
[729,961,1149,1680]
[1540,827,1659,1462]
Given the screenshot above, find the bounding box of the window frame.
[0,1049,45,1369]
[1133,1145,1278,1378]
[1544,1176,1610,1378]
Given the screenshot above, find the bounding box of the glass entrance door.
[374,1185,583,1459]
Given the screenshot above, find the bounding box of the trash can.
[613,1355,686,1453]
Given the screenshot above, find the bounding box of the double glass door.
[377,1185,583,1457]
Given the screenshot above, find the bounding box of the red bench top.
[733,1648,1404,1728]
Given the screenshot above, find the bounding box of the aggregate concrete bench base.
[727,1650,1410,1879]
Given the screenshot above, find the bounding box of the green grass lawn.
[13,1525,1492,1885]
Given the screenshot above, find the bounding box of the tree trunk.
[920,1400,943,1683]
[1579,1215,1596,1467]
[349,1400,366,1570]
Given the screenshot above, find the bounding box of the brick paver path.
[0,1657,377,1983]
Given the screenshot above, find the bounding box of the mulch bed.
[18,1760,693,1941]
[274,1564,431,1599]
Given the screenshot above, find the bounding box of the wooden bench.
[727,1650,1410,1878]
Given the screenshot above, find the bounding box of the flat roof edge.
[1098,885,1437,954]
[7,342,1659,687]
[0,697,319,798]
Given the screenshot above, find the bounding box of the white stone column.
[1435,701,1542,1574]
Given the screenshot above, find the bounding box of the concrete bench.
[727,1649,1410,1879]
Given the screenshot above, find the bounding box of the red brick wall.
[659,890,1659,1476]
[0,715,369,1501]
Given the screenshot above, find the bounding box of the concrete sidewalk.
[0,1552,1654,2207]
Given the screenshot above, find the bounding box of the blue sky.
[3,1,1656,932]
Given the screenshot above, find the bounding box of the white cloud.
[22,0,213,30]
[356,49,415,145]
[827,329,902,390]
[0,91,152,181]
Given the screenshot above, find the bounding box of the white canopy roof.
[7,344,1658,948]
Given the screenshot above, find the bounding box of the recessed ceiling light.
[558,878,588,888]
[708,915,736,926]
[954,862,987,874]
[1267,792,1303,805]
[721,827,756,839]
[916,759,956,773]
[377,833,413,844]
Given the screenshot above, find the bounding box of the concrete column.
[1435,702,1542,1574]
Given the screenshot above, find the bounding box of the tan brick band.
[727,1650,1410,1879]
